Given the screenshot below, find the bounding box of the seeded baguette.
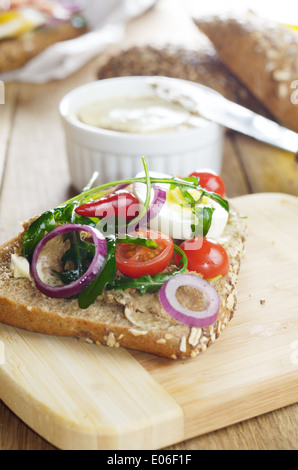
[0,209,247,360]
[193,12,298,132]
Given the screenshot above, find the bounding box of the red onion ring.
[159,274,220,328]
[31,224,107,299]
[127,185,166,233]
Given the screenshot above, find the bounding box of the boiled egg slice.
[133,171,229,240]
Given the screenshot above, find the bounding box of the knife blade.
[150,77,298,154]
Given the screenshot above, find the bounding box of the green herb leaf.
[200,189,229,213]
[54,204,77,225]
[177,177,229,213]
[23,210,56,259]
[23,204,97,260]
[61,234,95,271]
[111,244,188,295]
[62,173,199,208]
[202,206,215,236]
[78,236,117,309]
[192,206,215,237]
[52,269,81,285]
[117,234,158,249]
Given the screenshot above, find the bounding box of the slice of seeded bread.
[0,210,247,360]
[0,21,87,74]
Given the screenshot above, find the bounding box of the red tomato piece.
[189,170,226,198]
[75,191,139,221]
[175,237,230,279]
[116,229,174,278]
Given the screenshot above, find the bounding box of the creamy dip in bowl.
[59,76,224,191]
[77,95,207,135]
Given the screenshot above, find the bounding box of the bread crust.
[97,44,273,119]
[0,209,247,360]
[0,22,87,73]
[194,13,298,132]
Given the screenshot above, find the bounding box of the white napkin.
[0,0,157,83]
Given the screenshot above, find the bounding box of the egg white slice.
[133,171,228,241]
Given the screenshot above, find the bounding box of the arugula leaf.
[52,269,80,285]
[181,176,200,186]
[202,206,215,236]
[172,180,216,238]
[117,234,158,249]
[60,234,95,270]
[23,210,56,259]
[54,204,77,224]
[173,176,200,206]
[170,176,228,238]
[63,174,200,208]
[175,177,229,213]
[53,233,96,285]
[78,236,117,309]
[54,203,98,227]
[191,206,215,237]
[23,203,97,260]
[110,244,188,295]
[200,189,229,213]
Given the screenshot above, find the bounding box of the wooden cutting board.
[0,193,297,450]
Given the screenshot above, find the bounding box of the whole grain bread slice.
[0,210,247,360]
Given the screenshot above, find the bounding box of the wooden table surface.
[0,0,297,451]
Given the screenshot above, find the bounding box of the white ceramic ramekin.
[59,76,224,191]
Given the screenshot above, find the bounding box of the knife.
[150,77,298,154]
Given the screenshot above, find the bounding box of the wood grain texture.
[0,327,184,450]
[0,83,19,210]
[166,403,298,450]
[233,134,298,196]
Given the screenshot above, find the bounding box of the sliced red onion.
[127,185,166,233]
[31,224,106,299]
[159,274,220,328]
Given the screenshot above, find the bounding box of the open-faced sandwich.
[0,0,87,73]
[0,158,247,359]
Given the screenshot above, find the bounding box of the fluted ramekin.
[59,76,224,191]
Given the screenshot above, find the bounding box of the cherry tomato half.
[175,237,230,279]
[116,229,174,278]
[189,170,226,198]
[75,190,139,222]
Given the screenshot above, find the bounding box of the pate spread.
[77,96,207,134]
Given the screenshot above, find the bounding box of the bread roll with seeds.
[97,44,273,119]
[193,13,298,132]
